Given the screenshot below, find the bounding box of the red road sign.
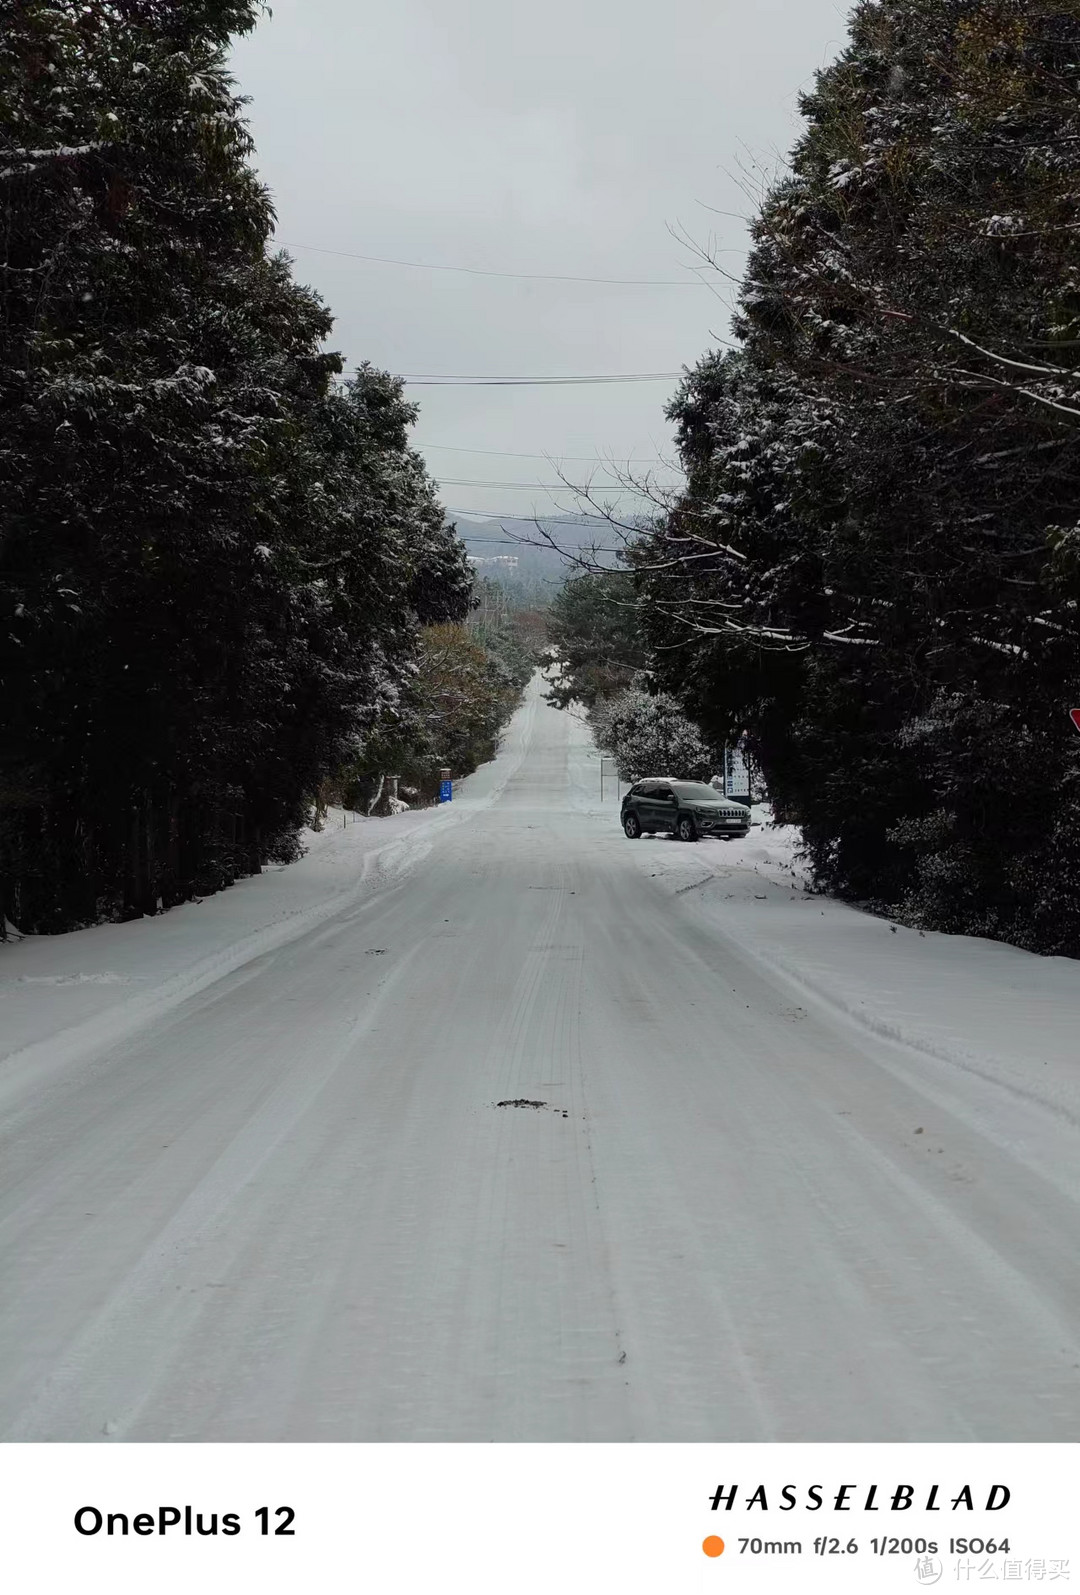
[1071,709,1080,734]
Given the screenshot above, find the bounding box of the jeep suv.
[620,780,751,842]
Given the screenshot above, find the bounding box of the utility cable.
[420,442,670,464]
[278,240,711,288]
[435,476,675,491]
[443,507,606,523]
[396,372,681,386]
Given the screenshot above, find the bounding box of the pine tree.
[544,571,644,710]
[640,0,1080,950]
[1,2,471,930]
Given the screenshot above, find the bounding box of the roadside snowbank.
[0,684,539,1081]
[565,712,1080,1126]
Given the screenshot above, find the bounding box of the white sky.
[230,0,850,521]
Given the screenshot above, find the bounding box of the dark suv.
[620,780,751,842]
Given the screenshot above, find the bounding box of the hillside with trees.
[631,0,1080,954]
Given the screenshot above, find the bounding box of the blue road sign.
[439,779,453,803]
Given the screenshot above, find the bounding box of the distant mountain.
[451,515,629,597]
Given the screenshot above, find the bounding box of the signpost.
[438,766,453,803]
[724,741,751,803]
[600,756,619,802]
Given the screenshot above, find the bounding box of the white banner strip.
[2,1442,1075,1594]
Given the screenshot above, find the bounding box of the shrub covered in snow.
[590,689,718,784]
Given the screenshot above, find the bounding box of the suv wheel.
[623,814,642,839]
[676,814,698,843]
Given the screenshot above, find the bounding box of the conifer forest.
[636,0,1080,955]
[4,0,1080,963]
[1,1,479,931]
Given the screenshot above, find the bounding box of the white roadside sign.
[724,741,751,801]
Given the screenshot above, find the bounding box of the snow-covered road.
[2,681,1079,1441]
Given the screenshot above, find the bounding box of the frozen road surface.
[2,681,1079,1441]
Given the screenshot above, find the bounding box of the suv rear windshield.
[671,782,726,802]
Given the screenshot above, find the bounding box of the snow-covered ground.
[568,720,1080,1132]
[1,678,1078,1441]
[0,688,540,1096]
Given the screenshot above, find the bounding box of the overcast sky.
[230,0,850,523]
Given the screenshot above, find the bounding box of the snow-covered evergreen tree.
[590,689,718,783]
[638,0,1080,952]
[544,572,644,710]
[0,1,471,930]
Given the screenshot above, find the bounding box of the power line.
[420,442,670,464]
[437,478,581,491]
[278,240,712,288]
[396,372,682,387]
[444,506,606,524]
[435,476,676,491]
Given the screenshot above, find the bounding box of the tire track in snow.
[1,944,425,1441]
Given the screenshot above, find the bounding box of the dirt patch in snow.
[495,1099,570,1118]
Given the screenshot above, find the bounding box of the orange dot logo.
[703,1536,725,1558]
